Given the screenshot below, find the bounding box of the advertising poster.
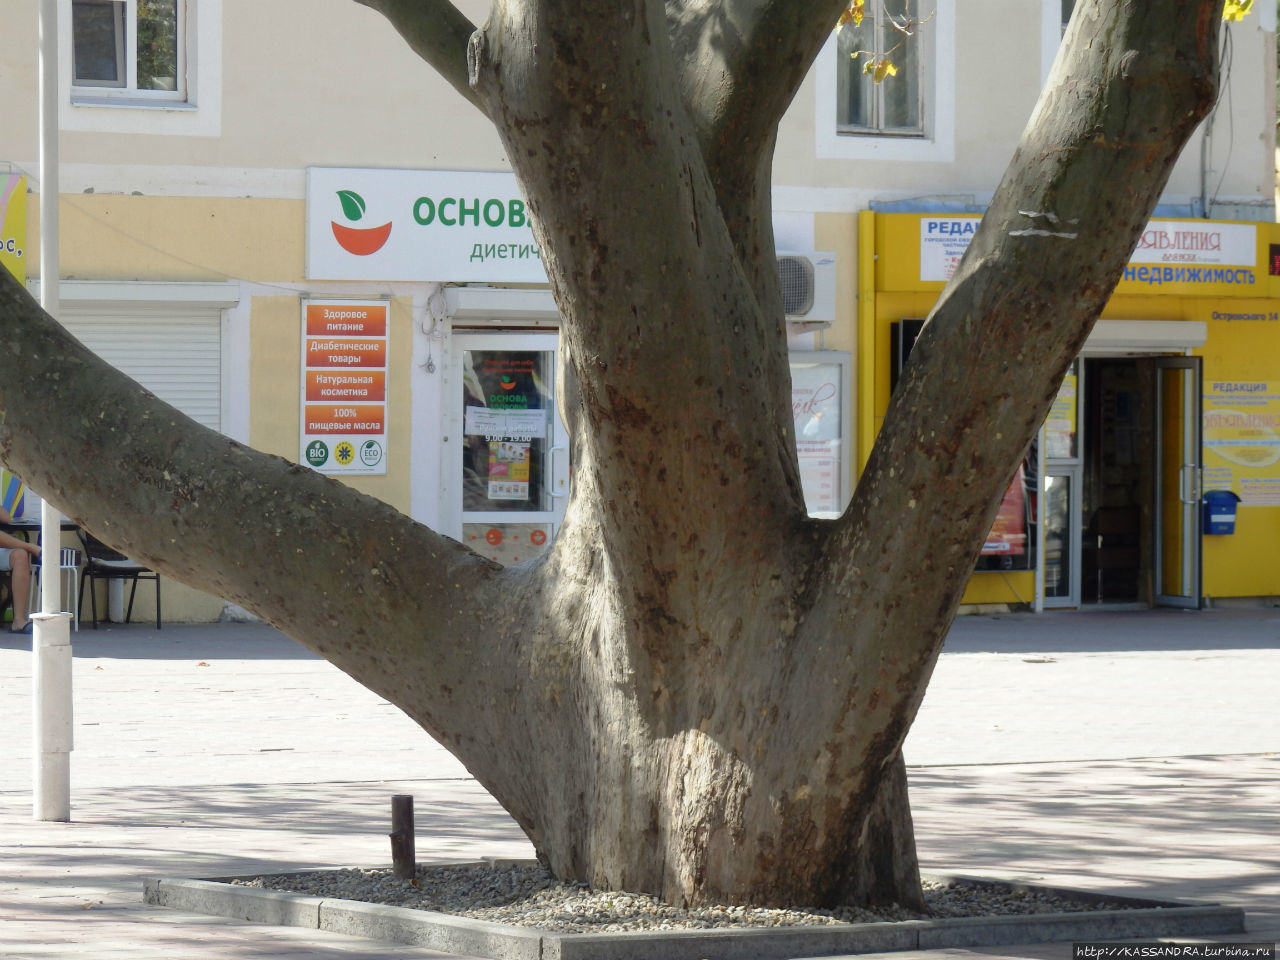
[1045,373,1078,459]
[487,440,531,500]
[300,299,389,475]
[0,175,26,284]
[461,351,553,511]
[982,464,1028,555]
[790,360,845,516]
[1203,381,1280,505]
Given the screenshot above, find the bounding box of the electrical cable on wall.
[1200,23,1236,218]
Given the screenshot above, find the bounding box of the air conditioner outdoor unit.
[777,251,836,329]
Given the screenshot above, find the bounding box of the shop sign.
[306,168,547,284]
[919,216,979,283]
[1129,221,1255,267]
[919,216,1260,290]
[300,299,389,475]
[1203,381,1280,505]
[0,175,25,284]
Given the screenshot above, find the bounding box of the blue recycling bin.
[1202,490,1241,535]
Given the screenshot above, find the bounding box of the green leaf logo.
[337,190,366,222]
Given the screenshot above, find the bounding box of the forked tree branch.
[820,0,1222,693]
[0,270,530,774]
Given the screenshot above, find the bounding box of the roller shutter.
[60,304,222,431]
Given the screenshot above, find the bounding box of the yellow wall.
[31,195,305,282]
[26,193,416,619]
[1194,301,1280,601]
[864,212,1280,606]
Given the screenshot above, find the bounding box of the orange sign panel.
[305,370,387,402]
[305,337,387,368]
[304,404,386,434]
[305,302,387,337]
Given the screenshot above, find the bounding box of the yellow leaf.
[864,57,899,83]
[837,0,865,29]
[1223,0,1253,20]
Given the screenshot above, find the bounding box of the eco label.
[300,300,389,475]
[1203,381,1280,505]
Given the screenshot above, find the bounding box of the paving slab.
[1,611,1276,959]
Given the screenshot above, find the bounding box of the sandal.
[10,621,32,635]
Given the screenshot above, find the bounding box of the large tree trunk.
[0,0,1222,911]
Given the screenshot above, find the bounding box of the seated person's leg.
[2,548,32,633]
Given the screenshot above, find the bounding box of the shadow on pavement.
[945,607,1280,654]
[910,753,1280,925]
[0,622,322,661]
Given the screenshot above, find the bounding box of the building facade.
[1,0,1276,618]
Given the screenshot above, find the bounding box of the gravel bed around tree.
[230,862,1136,934]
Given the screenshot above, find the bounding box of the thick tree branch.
[667,0,848,198]
[664,0,850,368]
[0,270,540,789]
[819,0,1223,741]
[470,0,806,559]
[353,0,485,114]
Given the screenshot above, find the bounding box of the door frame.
[1034,350,1205,610]
[1153,355,1204,608]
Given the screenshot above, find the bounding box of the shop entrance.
[446,330,570,566]
[1043,354,1202,608]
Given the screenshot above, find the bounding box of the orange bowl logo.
[331,189,391,257]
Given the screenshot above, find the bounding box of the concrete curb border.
[143,868,1246,960]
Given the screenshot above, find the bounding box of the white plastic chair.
[30,547,82,631]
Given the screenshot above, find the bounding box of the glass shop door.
[450,331,569,565]
[1154,357,1203,608]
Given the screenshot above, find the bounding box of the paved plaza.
[2,607,1277,958]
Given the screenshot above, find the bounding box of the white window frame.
[834,1,925,137]
[70,0,187,103]
[815,0,955,163]
[59,0,223,137]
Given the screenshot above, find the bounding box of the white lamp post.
[34,0,73,823]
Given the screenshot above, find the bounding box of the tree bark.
[0,0,1224,912]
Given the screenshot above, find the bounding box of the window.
[72,0,185,102]
[815,0,953,162]
[62,0,222,136]
[836,0,923,136]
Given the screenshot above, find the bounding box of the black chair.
[78,531,161,629]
